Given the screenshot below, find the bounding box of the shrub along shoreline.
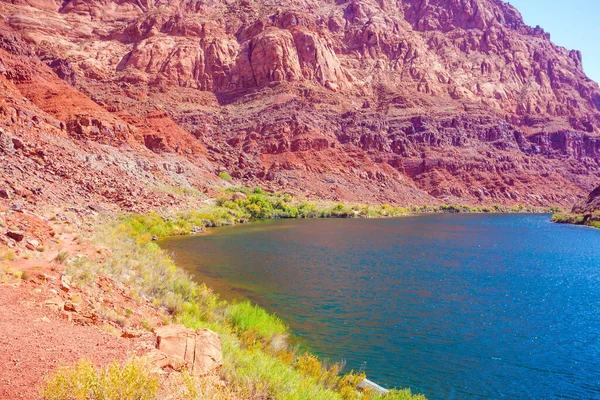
[123,186,561,239]
[551,212,600,228]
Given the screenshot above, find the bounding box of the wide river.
[160,214,600,399]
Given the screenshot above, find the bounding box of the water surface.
[161,214,600,399]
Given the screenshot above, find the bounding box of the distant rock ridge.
[1,0,600,206]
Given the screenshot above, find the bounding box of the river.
[161,214,600,399]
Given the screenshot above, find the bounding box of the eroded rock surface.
[154,324,222,376]
[1,0,600,206]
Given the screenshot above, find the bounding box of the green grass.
[219,172,233,181]
[227,301,288,345]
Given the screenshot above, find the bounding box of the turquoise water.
[161,214,600,399]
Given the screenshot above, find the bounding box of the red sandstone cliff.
[1,0,600,207]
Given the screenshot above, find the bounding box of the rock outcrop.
[1,0,600,207]
[572,185,600,215]
[153,325,222,376]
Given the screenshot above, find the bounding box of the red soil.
[0,279,148,400]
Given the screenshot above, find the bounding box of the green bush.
[218,172,233,181]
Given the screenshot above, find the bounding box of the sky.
[507,0,600,84]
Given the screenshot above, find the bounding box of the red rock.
[0,0,598,209]
[64,301,82,313]
[154,324,222,376]
[573,185,600,214]
[6,231,24,242]
[60,275,71,292]
[11,137,24,149]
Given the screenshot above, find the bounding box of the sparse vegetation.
[1,250,16,262]
[0,264,24,283]
[53,250,70,265]
[42,357,159,400]
[218,172,233,181]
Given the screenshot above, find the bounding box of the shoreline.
[59,209,429,399]
[0,192,565,399]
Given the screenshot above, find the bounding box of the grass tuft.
[227,301,288,346]
[42,357,158,400]
[53,250,70,265]
[218,172,233,181]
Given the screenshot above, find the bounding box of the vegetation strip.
[551,212,600,228]
[123,186,561,239]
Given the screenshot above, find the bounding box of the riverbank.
[0,188,564,399]
[551,185,600,229]
[552,212,600,228]
[123,186,561,240]
[0,202,427,399]
[64,213,428,399]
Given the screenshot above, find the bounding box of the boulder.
[0,189,10,199]
[64,300,82,313]
[154,324,222,376]
[60,275,71,292]
[232,192,248,201]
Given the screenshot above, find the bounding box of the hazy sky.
[508,0,600,84]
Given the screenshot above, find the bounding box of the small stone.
[64,301,82,313]
[6,230,24,242]
[121,329,144,338]
[60,311,73,322]
[60,275,71,292]
[44,299,64,311]
[43,274,57,281]
[0,189,9,199]
[11,137,24,149]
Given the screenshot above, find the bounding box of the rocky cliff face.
[573,185,600,214]
[1,0,600,207]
